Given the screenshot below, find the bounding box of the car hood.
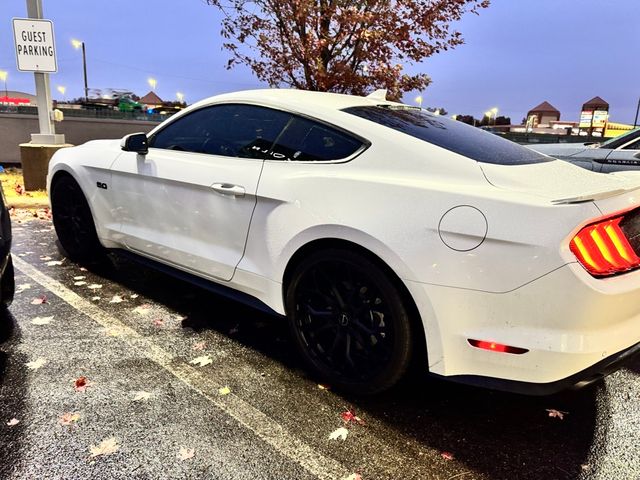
[479,160,640,203]
[527,143,596,158]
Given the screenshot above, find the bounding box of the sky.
[1,0,639,123]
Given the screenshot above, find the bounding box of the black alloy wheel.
[286,249,413,394]
[51,175,104,263]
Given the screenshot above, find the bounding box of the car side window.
[149,104,292,159]
[622,139,640,150]
[268,116,363,161]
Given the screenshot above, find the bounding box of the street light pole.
[81,41,88,102]
[634,97,640,128]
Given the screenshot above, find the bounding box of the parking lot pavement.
[1,217,639,480]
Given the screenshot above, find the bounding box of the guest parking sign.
[12,18,57,73]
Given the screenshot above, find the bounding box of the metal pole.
[82,41,88,101]
[26,0,59,143]
[634,97,640,128]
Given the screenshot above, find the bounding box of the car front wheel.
[286,248,413,394]
[51,175,105,263]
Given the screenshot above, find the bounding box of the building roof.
[582,96,609,108]
[528,101,560,114]
[140,91,163,105]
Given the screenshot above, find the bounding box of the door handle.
[211,183,245,197]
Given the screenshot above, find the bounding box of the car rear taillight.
[570,208,640,277]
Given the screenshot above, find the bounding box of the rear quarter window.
[343,106,551,165]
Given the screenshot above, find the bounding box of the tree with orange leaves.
[208,0,490,98]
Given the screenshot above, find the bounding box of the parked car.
[529,128,640,172]
[0,185,14,311]
[47,89,640,395]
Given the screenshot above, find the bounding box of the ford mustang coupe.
[48,89,640,395]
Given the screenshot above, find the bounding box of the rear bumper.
[438,340,640,395]
[406,262,640,389]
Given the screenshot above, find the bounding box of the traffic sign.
[12,18,57,73]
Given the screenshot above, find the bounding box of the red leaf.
[153,318,164,327]
[441,451,454,461]
[31,295,47,305]
[74,376,89,392]
[14,183,24,195]
[341,407,365,426]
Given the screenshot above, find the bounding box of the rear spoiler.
[553,172,640,205]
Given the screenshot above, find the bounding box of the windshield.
[599,128,640,149]
[343,105,551,165]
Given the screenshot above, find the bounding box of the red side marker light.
[468,339,529,355]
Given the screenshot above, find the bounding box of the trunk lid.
[479,160,640,204]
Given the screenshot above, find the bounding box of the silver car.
[530,128,640,172]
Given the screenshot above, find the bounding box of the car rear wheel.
[51,175,105,263]
[286,249,413,394]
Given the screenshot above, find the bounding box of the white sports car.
[48,89,640,395]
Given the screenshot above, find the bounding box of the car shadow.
[0,308,28,479]
[84,254,603,480]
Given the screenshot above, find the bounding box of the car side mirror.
[634,151,640,160]
[121,133,148,155]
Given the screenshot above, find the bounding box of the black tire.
[51,175,105,263]
[1,255,14,307]
[286,248,413,394]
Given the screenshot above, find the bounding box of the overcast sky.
[2,0,638,123]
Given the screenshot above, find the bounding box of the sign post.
[13,0,64,144]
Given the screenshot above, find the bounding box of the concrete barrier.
[0,114,160,164]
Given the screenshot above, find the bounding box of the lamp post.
[176,91,184,105]
[148,77,157,91]
[491,107,498,126]
[71,39,89,101]
[0,70,8,101]
[56,85,66,102]
[415,95,423,109]
[634,97,640,128]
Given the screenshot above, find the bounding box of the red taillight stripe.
[468,339,529,355]
[570,213,640,277]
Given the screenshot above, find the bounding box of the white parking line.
[14,256,348,480]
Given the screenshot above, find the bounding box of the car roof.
[190,88,396,113]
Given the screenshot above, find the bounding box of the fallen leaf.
[218,386,231,396]
[6,418,20,427]
[152,318,164,327]
[132,391,152,402]
[14,184,24,195]
[74,376,90,392]
[46,260,63,266]
[109,295,124,304]
[341,408,365,426]
[441,451,455,461]
[40,256,53,261]
[73,276,86,281]
[79,267,87,272]
[546,409,568,420]
[16,283,32,293]
[75,281,87,286]
[133,304,152,315]
[177,447,195,461]
[59,412,81,426]
[26,358,47,370]
[130,294,139,299]
[341,474,362,480]
[328,427,349,441]
[189,355,213,367]
[31,295,48,305]
[91,296,101,301]
[31,316,54,325]
[89,437,120,457]
[87,284,103,290]
[318,384,330,390]
[192,341,206,351]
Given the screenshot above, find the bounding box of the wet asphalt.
[0,216,638,480]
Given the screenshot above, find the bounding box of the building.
[139,91,163,109]
[526,101,560,128]
[0,90,36,106]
